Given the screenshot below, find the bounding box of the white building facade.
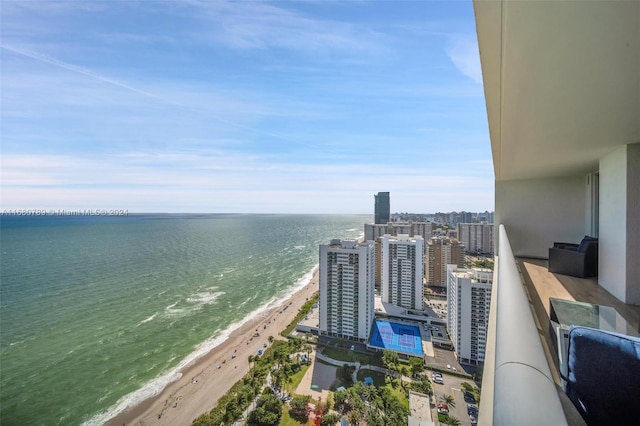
[319,239,375,341]
[446,265,493,365]
[381,234,424,311]
[458,223,495,254]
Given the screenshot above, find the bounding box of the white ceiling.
[474,0,640,182]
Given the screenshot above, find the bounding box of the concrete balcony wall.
[479,225,567,425]
[495,176,586,258]
[599,143,640,305]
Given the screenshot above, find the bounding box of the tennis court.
[369,320,423,356]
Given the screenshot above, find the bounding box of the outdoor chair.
[548,236,598,278]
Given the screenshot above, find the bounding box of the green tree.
[338,364,355,384]
[268,335,274,344]
[303,343,312,362]
[321,413,341,426]
[326,392,334,412]
[442,415,461,425]
[409,357,425,376]
[333,389,351,413]
[443,394,456,409]
[381,350,399,376]
[289,394,311,422]
[378,386,409,426]
[366,408,385,426]
[411,376,433,396]
[461,381,481,403]
[247,393,283,426]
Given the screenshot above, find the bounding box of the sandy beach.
[107,271,319,426]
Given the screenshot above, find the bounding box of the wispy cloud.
[186,0,385,55]
[0,43,173,104]
[445,35,483,84]
[1,1,494,213]
[1,152,493,213]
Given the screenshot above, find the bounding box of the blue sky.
[1,0,493,214]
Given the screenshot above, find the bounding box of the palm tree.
[443,394,456,409]
[382,350,400,376]
[303,344,312,362]
[248,354,254,368]
[445,415,461,426]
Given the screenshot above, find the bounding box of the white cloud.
[187,0,385,55]
[1,153,494,213]
[445,35,483,84]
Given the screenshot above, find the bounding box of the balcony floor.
[516,258,640,425]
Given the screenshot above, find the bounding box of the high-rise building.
[374,192,390,224]
[381,234,424,310]
[319,239,375,341]
[425,237,464,286]
[446,265,492,365]
[364,222,432,242]
[458,223,495,254]
[364,222,432,289]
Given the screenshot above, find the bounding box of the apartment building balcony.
[474,0,640,422]
[480,226,640,425]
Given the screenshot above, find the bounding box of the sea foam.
[85,263,318,426]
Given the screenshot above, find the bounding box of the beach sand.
[107,271,319,426]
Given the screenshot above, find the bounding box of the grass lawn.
[288,364,310,391]
[384,382,409,410]
[321,346,377,365]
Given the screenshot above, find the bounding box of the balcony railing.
[479,225,567,425]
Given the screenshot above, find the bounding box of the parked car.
[433,376,444,384]
[437,402,449,414]
[464,392,476,403]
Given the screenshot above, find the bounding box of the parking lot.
[431,371,479,426]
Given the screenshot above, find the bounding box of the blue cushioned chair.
[565,325,640,425]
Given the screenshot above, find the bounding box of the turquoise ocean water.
[0,214,368,425]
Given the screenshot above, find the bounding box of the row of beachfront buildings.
[318,222,494,366]
[365,221,494,287]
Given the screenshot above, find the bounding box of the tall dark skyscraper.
[374,192,390,224]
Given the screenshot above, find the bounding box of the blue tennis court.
[369,320,423,356]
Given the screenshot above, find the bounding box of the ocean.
[0,213,368,425]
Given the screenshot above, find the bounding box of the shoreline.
[105,268,319,426]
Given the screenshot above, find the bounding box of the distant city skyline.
[1,1,493,213]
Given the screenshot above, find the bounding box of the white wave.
[294,245,305,249]
[81,370,183,426]
[186,291,225,305]
[258,264,318,314]
[89,264,319,426]
[137,313,157,326]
